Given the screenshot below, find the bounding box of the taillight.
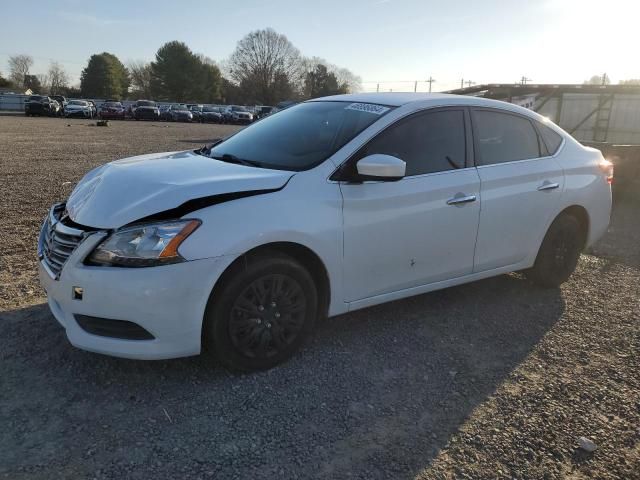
[599,159,614,184]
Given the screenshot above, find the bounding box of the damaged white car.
[38,93,612,371]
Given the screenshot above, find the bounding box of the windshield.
[137,101,155,107]
[203,107,216,112]
[173,104,188,111]
[232,106,247,112]
[29,96,44,101]
[104,102,121,107]
[210,101,393,171]
[69,100,87,106]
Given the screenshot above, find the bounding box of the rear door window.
[472,110,541,165]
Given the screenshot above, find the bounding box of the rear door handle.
[447,194,477,206]
[537,181,560,191]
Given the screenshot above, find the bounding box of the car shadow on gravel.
[0,273,564,479]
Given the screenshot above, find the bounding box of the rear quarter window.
[537,122,563,155]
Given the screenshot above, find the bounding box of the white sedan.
[38,93,612,371]
[64,100,94,118]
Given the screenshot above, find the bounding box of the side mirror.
[356,154,406,181]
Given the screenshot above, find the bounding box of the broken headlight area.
[86,219,200,267]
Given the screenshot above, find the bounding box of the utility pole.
[376,83,379,93]
[414,80,418,92]
[520,76,531,85]
[465,80,475,88]
[460,78,464,89]
[426,76,436,93]
[602,72,609,85]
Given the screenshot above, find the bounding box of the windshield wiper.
[195,138,224,156]
[211,153,262,168]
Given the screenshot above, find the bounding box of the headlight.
[87,219,200,267]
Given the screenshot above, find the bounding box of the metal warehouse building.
[448,83,640,145]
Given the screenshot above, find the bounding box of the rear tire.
[204,253,318,372]
[526,214,584,288]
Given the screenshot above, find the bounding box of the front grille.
[40,204,86,279]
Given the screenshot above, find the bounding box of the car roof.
[308,92,548,122]
[309,92,465,107]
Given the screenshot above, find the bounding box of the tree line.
[0,28,362,105]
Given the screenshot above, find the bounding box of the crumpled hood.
[66,150,294,229]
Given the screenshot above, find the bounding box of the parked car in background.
[64,100,94,118]
[87,100,98,118]
[200,106,223,123]
[255,105,275,120]
[188,105,203,122]
[275,100,297,112]
[49,99,62,116]
[163,104,193,122]
[133,100,160,120]
[224,105,253,124]
[50,95,67,116]
[99,101,126,120]
[159,105,172,121]
[36,93,613,371]
[24,95,58,116]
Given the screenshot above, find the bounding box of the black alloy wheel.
[205,253,318,372]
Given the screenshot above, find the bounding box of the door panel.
[470,107,565,272]
[341,168,481,302]
[474,158,564,271]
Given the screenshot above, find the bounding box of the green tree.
[304,63,348,98]
[150,41,222,102]
[80,52,130,99]
[64,86,82,98]
[0,72,13,88]
[200,63,223,103]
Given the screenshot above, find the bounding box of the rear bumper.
[38,229,233,360]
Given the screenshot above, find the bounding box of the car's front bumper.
[38,224,232,360]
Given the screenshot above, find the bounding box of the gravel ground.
[0,115,638,479]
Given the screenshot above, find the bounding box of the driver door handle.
[447,194,477,206]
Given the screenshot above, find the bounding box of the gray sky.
[1,0,638,92]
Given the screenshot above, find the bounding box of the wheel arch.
[203,241,331,340]
[558,205,590,249]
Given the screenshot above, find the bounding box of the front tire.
[526,214,584,288]
[204,253,318,372]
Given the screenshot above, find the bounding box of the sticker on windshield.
[345,103,390,115]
